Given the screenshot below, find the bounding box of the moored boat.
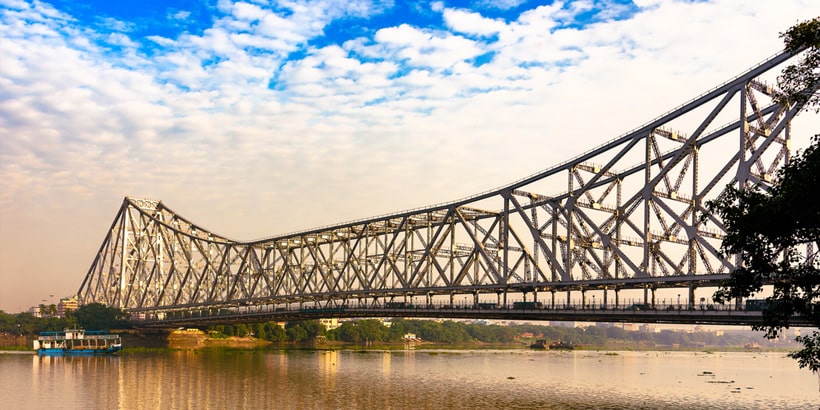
[530,339,549,350]
[548,341,575,350]
[34,328,122,356]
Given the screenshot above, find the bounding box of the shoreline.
[1,329,800,354]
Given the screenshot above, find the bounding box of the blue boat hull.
[37,345,122,356]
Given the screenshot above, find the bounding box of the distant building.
[319,318,339,331]
[550,321,582,328]
[640,324,660,333]
[621,323,640,332]
[58,296,79,317]
[28,306,42,318]
[130,312,146,320]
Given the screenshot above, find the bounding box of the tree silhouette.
[708,17,820,371]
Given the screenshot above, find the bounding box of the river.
[1,349,817,409]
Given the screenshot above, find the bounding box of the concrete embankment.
[119,329,173,348]
[124,328,270,349]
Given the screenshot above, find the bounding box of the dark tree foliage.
[284,320,325,342]
[777,17,820,112]
[709,135,820,371]
[199,318,793,349]
[706,19,820,370]
[73,303,130,330]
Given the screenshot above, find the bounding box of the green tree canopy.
[73,303,130,330]
[707,17,820,371]
[777,17,820,111]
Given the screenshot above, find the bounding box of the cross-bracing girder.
[77,50,817,316]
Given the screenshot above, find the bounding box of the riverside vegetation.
[0,304,801,351]
[203,318,803,351]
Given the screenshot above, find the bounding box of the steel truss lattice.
[78,50,816,314]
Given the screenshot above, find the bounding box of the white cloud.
[100,17,134,33]
[371,24,484,69]
[475,0,527,10]
[170,10,191,20]
[232,2,267,21]
[442,8,505,37]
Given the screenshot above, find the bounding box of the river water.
[1,349,817,409]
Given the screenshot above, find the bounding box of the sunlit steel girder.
[77,49,816,316]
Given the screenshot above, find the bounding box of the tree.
[707,18,820,371]
[73,303,130,330]
[285,320,324,342]
[776,17,820,112]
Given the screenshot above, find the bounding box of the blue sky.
[0,0,818,311]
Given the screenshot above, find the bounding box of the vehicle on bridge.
[513,301,544,310]
[745,299,779,311]
[627,303,654,311]
[475,303,500,310]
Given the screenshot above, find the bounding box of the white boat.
[33,328,122,355]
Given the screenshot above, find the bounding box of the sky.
[0,0,818,313]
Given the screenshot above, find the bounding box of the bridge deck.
[131,303,812,328]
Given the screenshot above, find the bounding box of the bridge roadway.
[130,302,811,329]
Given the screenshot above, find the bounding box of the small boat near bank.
[548,341,575,350]
[34,329,122,356]
[530,340,577,350]
[530,339,549,349]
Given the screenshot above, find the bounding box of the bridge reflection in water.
[77,49,817,328]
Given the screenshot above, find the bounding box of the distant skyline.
[1,0,818,312]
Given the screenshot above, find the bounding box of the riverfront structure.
[77,50,816,327]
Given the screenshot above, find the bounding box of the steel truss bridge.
[78,50,817,327]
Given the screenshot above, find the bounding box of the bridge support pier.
[566,289,571,308]
[689,286,696,309]
[603,287,608,308]
[551,290,555,309]
[581,290,586,309]
[615,289,620,307]
[651,288,657,307]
